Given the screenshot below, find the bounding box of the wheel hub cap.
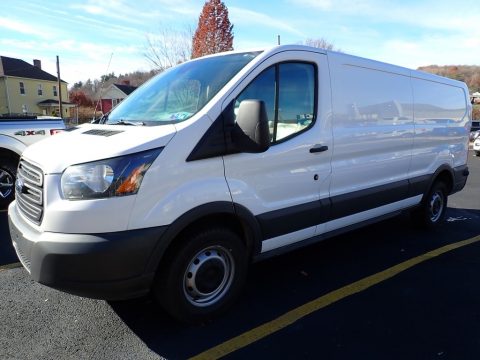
[183,246,234,307]
[429,191,444,222]
[0,169,14,199]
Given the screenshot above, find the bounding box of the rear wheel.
[154,227,248,323]
[411,181,448,229]
[0,158,17,209]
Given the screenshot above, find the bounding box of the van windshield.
[107,52,261,125]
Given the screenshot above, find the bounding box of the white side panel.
[410,77,469,176]
[328,52,414,198]
[128,114,232,229]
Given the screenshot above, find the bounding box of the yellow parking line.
[190,235,480,360]
[0,262,22,272]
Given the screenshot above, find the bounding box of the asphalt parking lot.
[1,152,480,359]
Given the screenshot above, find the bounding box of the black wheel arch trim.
[417,163,469,202]
[145,201,262,274]
[423,164,455,200]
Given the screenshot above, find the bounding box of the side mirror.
[232,100,270,153]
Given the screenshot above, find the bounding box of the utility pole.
[56,55,63,118]
[277,35,281,45]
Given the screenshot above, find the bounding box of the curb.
[0,262,22,272]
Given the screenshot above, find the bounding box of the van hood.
[22,124,176,173]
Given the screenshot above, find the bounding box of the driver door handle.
[309,144,329,153]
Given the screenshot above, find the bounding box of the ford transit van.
[8,45,471,322]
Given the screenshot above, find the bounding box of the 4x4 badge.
[14,130,46,136]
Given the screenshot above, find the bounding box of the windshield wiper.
[109,120,145,126]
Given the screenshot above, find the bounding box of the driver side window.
[235,62,316,143]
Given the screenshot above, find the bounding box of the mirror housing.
[232,100,270,153]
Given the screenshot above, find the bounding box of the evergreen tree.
[192,0,234,59]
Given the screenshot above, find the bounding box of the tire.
[0,158,17,210]
[476,151,480,157]
[411,181,448,229]
[153,227,248,323]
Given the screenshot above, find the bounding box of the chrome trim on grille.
[18,161,43,186]
[16,159,44,225]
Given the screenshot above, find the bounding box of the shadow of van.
[109,207,480,359]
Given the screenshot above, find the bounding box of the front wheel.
[0,158,17,209]
[153,227,248,323]
[411,181,448,229]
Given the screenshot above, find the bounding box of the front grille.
[16,159,44,225]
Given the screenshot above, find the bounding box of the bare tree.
[144,24,193,71]
[303,38,341,52]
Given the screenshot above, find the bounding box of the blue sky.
[1,0,479,86]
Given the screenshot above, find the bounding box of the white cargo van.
[8,45,471,322]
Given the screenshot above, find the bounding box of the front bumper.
[8,202,166,300]
[452,164,469,194]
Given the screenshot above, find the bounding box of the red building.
[100,81,137,114]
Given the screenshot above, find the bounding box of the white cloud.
[80,5,104,14]
[0,18,54,38]
[371,35,480,69]
[60,52,148,85]
[230,7,306,38]
[0,39,37,51]
[149,0,200,16]
[288,0,333,10]
[290,0,480,34]
[233,39,276,52]
[0,37,146,84]
[287,0,480,69]
[288,0,377,13]
[72,15,145,40]
[70,0,160,25]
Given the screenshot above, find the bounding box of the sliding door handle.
[309,144,329,153]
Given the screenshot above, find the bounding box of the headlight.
[61,148,162,200]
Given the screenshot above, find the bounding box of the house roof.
[114,83,137,95]
[0,56,66,83]
[38,99,75,107]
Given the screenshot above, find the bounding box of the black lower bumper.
[452,164,469,194]
[8,203,166,300]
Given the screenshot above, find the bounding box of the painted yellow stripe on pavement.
[191,235,480,360]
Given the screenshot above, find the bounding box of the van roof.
[193,45,467,90]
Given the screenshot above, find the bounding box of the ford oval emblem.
[15,178,25,194]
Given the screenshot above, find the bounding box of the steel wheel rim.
[183,245,235,307]
[0,168,14,199]
[429,191,444,223]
